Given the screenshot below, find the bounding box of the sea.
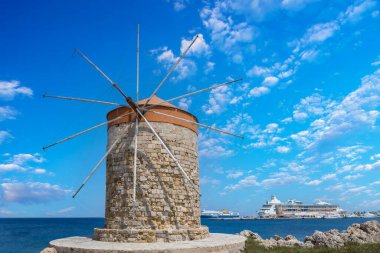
[1,217,380,253]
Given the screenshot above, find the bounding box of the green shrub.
[244,239,380,253]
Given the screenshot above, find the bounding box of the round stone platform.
[49,233,246,253]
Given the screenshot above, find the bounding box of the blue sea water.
[1,217,380,253]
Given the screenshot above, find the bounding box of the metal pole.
[136,23,140,101]
[75,48,129,100]
[133,119,138,202]
[43,94,124,107]
[135,107,200,195]
[42,111,133,150]
[145,78,242,110]
[72,137,121,198]
[145,110,244,139]
[142,34,199,108]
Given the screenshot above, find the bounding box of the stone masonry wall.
[94,121,209,242]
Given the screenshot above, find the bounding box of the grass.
[244,239,380,253]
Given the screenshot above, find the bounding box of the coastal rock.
[239,230,262,241]
[340,220,380,244]
[40,247,57,253]
[240,220,380,249]
[304,229,345,249]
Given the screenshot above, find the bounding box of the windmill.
[43,25,243,242]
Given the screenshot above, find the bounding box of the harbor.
[202,196,380,220]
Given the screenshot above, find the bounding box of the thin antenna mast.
[133,24,140,203]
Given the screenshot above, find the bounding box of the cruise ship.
[258,196,345,218]
[201,209,240,218]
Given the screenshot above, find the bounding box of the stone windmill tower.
[43,26,243,244]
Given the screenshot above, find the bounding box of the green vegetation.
[244,239,380,253]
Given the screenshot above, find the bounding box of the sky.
[0,0,380,217]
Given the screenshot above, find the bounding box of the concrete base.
[49,233,246,253]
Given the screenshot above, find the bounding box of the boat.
[201,209,240,218]
[257,196,345,219]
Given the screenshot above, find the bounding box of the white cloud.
[0,182,70,204]
[200,176,220,186]
[11,153,45,165]
[204,61,215,74]
[321,173,336,180]
[0,106,18,121]
[247,65,271,77]
[57,206,75,214]
[177,97,192,111]
[326,184,344,191]
[0,131,13,144]
[303,21,339,45]
[155,47,197,82]
[276,146,291,153]
[167,0,189,11]
[200,2,255,60]
[202,85,232,115]
[292,93,334,121]
[305,179,322,186]
[199,133,234,158]
[0,80,33,100]
[281,0,316,10]
[346,186,367,193]
[344,173,363,180]
[180,34,210,57]
[0,164,26,172]
[370,180,380,185]
[0,208,13,216]
[226,170,243,179]
[248,86,270,97]
[33,168,47,174]
[225,175,259,191]
[262,76,279,87]
[338,0,376,24]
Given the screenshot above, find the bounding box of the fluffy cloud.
[226,170,243,179]
[200,1,255,61]
[338,0,376,24]
[11,153,45,165]
[200,176,220,186]
[304,179,322,186]
[0,80,33,100]
[155,47,197,82]
[292,93,335,121]
[0,164,25,172]
[276,146,291,153]
[290,67,380,151]
[0,182,70,204]
[57,206,75,214]
[180,34,210,57]
[262,76,279,87]
[167,0,189,11]
[199,133,234,158]
[0,131,13,144]
[177,97,192,110]
[204,61,215,74]
[0,106,18,121]
[248,86,270,97]
[202,85,232,115]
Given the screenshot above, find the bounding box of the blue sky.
[1,0,380,217]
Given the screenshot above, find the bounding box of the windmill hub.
[93,96,209,243]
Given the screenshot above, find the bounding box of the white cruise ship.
[258,196,345,218]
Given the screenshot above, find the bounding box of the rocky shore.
[240,220,380,249]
